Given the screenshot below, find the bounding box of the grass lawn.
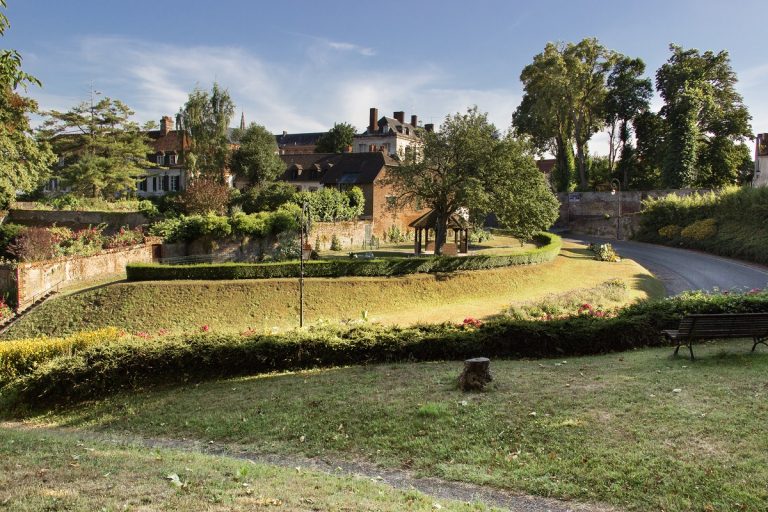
[2,241,663,338]
[323,235,537,259]
[0,427,496,511]
[25,339,768,511]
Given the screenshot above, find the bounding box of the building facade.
[352,107,429,158]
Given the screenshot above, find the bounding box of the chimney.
[369,144,376,152]
[425,123,434,133]
[160,116,174,135]
[369,107,378,134]
[411,115,418,127]
[394,111,405,124]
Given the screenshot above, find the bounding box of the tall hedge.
[126,233,562,281]
[3,289,768,412]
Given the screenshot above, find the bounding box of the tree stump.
[458,357,492,391]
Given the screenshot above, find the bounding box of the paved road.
[566,235,768,296]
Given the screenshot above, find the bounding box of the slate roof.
[320,152,398,185]
[279,153,341,182]
[275,132,324,148]
[360,116,420,137]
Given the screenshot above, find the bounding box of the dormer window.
[156,154,164,165]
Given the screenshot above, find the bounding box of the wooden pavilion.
[409,210,470,255]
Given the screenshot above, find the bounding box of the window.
[386,195,397,208]
[358,144,366,153]
[165,154,177,166]
[152,177,158,191]
[156,154,164,165]
[170,175,180,191]
[162,175,170,192]
[138,178,147,192]
[48,178,59,191]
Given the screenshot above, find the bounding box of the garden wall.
[7,209,148,233]
[3,243,156,310]
[309,220,371,250]
[558,189,707,238]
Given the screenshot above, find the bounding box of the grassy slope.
[35,339,768,512]
[4,242,663,338]
[0,427,495,512]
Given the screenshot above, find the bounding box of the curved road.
[566,235,768,296]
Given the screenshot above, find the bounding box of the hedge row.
[3,289,768,413]
[126,233,562,281]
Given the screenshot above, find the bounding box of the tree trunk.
[434,211,448,256]
[576,141,588,190]
[458,357,492,391]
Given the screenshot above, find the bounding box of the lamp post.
[299,201,310,327]
[610,178,622,240]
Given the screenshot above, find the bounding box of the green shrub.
[637,186,768,264]
[330,234,342,251]
[292,187,364,222]
[680,218,717,241]
[588,243,620,262]
[0,327,124,385]
[5,288,768,411]
[126,233,562,281]
[657,224,681,239]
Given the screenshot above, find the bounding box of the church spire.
[239,112,246,130]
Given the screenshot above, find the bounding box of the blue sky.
[4,0,767,154]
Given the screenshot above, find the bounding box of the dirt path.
[2,422,620,512]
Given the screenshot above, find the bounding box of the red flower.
[200,324,210,332]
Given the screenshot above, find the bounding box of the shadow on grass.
[631,273,667,299]
[668,343,768,366]
[557,248,593,259]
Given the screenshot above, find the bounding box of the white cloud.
[27,36,523,139]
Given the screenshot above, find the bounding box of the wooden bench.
[663,313,768,360]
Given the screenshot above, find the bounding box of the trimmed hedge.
[3,289,768,413]
[126,233,562,281]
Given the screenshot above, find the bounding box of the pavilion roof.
[408,210,470,230]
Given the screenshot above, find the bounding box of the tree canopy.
[230,122,284,186]
[178,83,235,177]
[656,45,752,188]
[0,1,55,207]
[40,98,152,198]
[388,107,558,254]
[315,122,356,153]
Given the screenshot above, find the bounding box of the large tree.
[0,1,55,207]
[315,122,356,153]
[388,107,558,254]
[178,83,235,177]
[230,122,284,186]
[40,98,152,198]
[514,38,620,191]
[656,45,752,188]
[604,56,652,186]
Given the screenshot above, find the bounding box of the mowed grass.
[0,427,496,512]
[3,241,663,338]
[32,340,768,511]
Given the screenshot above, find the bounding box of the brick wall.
[2,243,155,310]
[310,221,371,250]
[371,170,426,237]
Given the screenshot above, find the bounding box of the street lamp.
[299,201,310,327]
[610,178,622,240]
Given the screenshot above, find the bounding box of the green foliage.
[6,287,768,409]
[0,327,124,385]
[40,98,152,198]
[239,182,297,213]
[490,136,560,242]
[0,2,55,208]
[230,123,284,185]
[637,187,768,263]
[149,206,300,244]
[514,38,623,190]
[588,242,620,262]
[329,234,342,251]
[126,233,561,281]
[384,225,408,243]
[508,279,627,320]
[680,218,717,241]
[178,177,231,215]
[292,187,364,222]
[657,224,681,239]
[315,122,356,153]
[4,224,145,262]
[178,83,235,176]
[657,45,752,188]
